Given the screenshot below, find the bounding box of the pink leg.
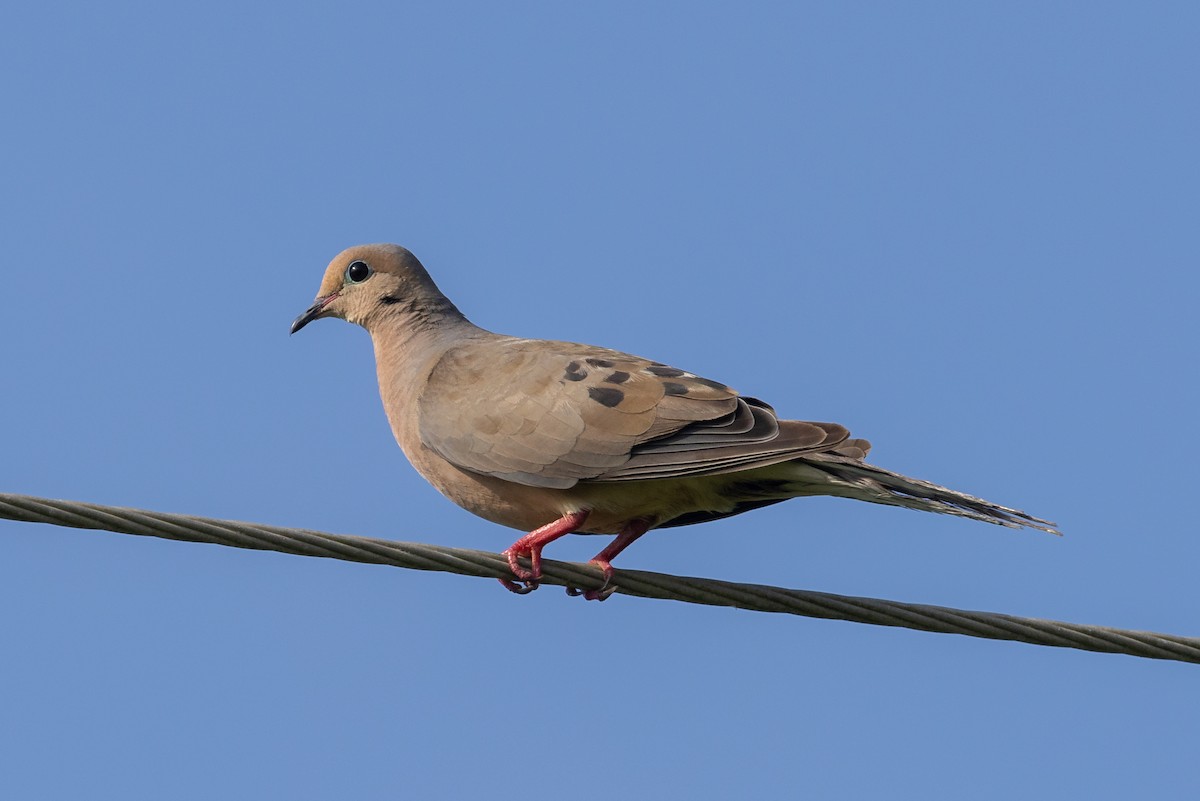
[566,517,652,601]
[499,510,590,594]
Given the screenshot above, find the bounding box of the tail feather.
[796,454,1060,535]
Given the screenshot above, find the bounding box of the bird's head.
[291,243,459,334]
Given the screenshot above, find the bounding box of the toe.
[505,548,537,581]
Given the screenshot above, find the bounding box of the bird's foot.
[565,559,616,601]
[500,510,591,595]
[498,543,545,593]
[563,518,651,601]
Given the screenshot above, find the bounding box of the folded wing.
[418,337,862,489]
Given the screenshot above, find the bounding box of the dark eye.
[345,260,372,284]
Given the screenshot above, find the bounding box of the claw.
[499,577,538,594]
[585,584,616,602]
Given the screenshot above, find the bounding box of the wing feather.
[417,337,865,488]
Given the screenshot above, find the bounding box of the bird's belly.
[404,440,741,534]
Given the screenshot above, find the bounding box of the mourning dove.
[292,244,1057,600]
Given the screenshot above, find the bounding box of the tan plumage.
[292,244,1057,599]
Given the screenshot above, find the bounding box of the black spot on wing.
[564,361,588,381]
[645,365,686,377]
[662,381,689,396]
[604,371,631,384]
[588,386,625,408]
[585,357,615,368]
[694,377,731,392]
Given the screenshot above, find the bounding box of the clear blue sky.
[3,2,1197,798]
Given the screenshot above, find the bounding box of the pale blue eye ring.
[345,260,373,283]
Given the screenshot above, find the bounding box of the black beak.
[290,294,337,334]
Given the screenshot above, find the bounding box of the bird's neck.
[367,305,490,437]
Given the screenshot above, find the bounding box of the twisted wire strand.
[2,491,1196,664]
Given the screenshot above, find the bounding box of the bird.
[291,244,1057,600]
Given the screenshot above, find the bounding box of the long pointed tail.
[795,454,1060,534]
